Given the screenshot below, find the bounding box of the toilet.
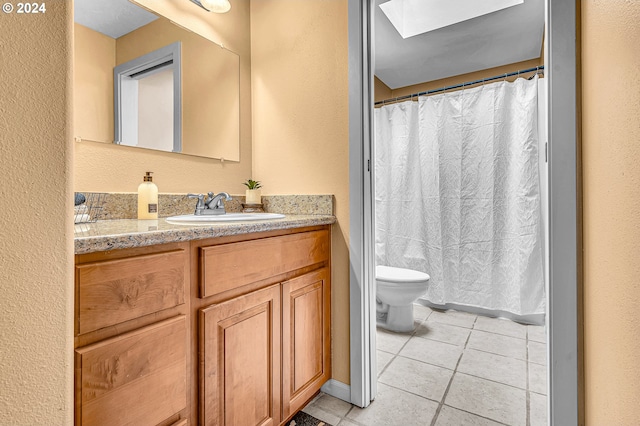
[376,265,430,332]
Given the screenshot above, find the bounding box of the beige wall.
[74,23,115,143]
[375,57,543,104]
[12,2,640,421]
[582,1,640,424]
[75,0,252,195]
[0,2,73,424]
[250,0,351,383]
[374,76,392,103]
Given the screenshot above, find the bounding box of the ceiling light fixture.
[191,0,231,13]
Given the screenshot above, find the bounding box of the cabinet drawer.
[200,230,329,299]
[75,315,187,426]
[76,249,187,335]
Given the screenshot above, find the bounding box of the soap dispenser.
[137,172,158,219]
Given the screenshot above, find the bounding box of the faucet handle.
[187,193,204,201]
[187,193,205,212]
[205,192,215,208]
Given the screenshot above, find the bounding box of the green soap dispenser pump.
[137,172,158,219]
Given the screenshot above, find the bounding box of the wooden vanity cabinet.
[74,225,331,426]
[195,227,331,426]
[74,242,191,426]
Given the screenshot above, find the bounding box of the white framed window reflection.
[114,41,182,152]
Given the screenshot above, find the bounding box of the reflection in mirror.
[73,0,240,161]
[114,42,182,152]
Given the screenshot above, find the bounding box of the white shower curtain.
[375,77,545,317]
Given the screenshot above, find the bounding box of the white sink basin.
[165,212,285,224]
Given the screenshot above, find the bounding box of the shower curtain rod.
[374,65,544,106]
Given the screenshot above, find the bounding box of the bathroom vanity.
[74,216,333,425]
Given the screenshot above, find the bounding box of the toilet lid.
[376,265,430,283]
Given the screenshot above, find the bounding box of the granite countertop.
[74,214,336,254]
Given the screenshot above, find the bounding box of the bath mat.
[286,410,332,426]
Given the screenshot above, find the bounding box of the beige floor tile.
[379,356,453,402]
[528,340,547,365]
[457,348,527,389]
[376,328,411,354]
[376,350,395,377]
[427,309,477,328]
[414,320,471,346]
[435,405,504,426]
[345,312,538,426]
[445,373,526,426]
[337,420,361,426]
[467,330,527,360]
[307,393,353,417]
[413,303,433,321]
[527,324,547,343]
[529,362,547,395]
[400,336,463,370]
[347,383,439,426]
[529,392,548,426]
[474,316,527,339]
[301,404,342,426]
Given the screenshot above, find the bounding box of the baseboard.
[321,379,351,403]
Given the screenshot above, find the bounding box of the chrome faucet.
[187,192,232,215]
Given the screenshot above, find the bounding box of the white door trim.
[547,0,580,423]
[347,0,376,409]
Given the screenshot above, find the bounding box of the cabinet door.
[281,268,331,419]
[200,284,281,426]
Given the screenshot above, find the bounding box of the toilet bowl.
[376,265,430,332]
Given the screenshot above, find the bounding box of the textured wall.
[582,1,640,423]
[75,0,252,195]
[250,0,351,383]
[74,23,115,143]
[374,77,392,104]
[0,2,73,424]
[383,57,543,101]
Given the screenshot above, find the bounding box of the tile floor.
[302,304,547,426]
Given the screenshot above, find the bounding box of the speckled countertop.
[74,214,336,254]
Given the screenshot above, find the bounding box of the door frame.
[347,0,581,424]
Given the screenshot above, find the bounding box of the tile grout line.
[337,310,544,426]
[460,345,528,363]
[341,310,433,426]
[384,350,532,393]
[376,309,429,378]
[428,314,478,426]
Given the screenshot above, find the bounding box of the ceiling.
[75,0,543,89]
[375,0,544,89]
[74,0,158,39]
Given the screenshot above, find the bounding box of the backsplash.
[78,193,333,220]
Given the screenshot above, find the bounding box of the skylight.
[379,0,525,39]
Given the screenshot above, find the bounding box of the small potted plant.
[243,179,262,204]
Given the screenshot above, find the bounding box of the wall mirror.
[73,0,240,161]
